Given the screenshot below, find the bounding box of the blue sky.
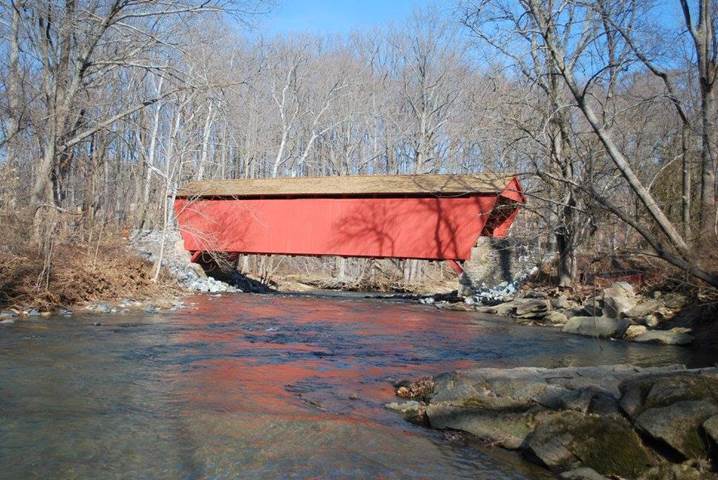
[251,1,682,55]
[256,0,436,35]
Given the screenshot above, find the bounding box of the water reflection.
[0,293,711,479]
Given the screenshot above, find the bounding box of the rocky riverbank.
[131,230,243,294]
[0,297,183,323]
[430,281,709,347]
[388,364,718,479]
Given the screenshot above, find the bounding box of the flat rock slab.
[635,400,718,459]
[426,404,538,449]
[432,365,695,405]
[562,316,629,338]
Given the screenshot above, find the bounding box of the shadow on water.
[0,293,715,479]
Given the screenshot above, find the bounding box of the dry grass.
[0,224,179,311]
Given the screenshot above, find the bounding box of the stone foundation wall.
[459,237,541,296]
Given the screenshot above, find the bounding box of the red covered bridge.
[174,174,524,270]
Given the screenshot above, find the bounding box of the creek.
[1,293,714,479]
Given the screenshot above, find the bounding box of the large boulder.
[619,372,718,418]
[620,372,718,460]
[562,316,629,338]
[627,298,662,319]
[705,415,718,447]
[523,411,654,478]
[635,400,718,460]
[602,282,638,319]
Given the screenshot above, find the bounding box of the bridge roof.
[176,173,520,199]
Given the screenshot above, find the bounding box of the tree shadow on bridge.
[329,194,494,261]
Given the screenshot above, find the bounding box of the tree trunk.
[699,82,716,239]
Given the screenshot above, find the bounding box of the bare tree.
[463,0,717,287]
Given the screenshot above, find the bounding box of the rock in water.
[385,401,425,424]
[632,328,694,345]
[635,400,718,460]
[426,403,537,449]
[624,324,648,340]
[493,301,517,316]
[544,311,568,325]
[524,411,654,478]
[562,316,629,338]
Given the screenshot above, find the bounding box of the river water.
[1,293,714,479]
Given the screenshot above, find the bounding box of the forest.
[0,0,716,302]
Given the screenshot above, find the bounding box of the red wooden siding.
[174,175,523,261]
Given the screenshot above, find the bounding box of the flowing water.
[1,293,714,479]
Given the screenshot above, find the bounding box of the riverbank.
[389,364,718,479]
[431,280,718,349]
[0,229,251,319]
[0,238,184,317]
